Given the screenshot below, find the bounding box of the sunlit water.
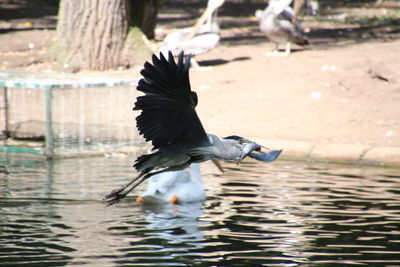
[1,155,400,266]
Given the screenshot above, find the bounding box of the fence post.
[2,86,10,138]
[45,86,53,158]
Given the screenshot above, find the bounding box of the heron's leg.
[106,175,150,205]
[104,164,191,206]
[104,175,149,206]
[104,172,146,199]
[104,171,149,205]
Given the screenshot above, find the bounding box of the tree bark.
[56,0,159,71]
[130,0,160,39]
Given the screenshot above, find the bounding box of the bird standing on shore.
[160,0,224,62]
[256,0,308,56]
[104,51,282,205]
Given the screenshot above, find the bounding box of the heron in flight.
[256,0,308,56]
[104,52,282,205]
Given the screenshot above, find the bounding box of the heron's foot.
[104,192,127,206]
[104,188,127,206]
[104,187,123,199]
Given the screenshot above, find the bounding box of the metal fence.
[0,70,141,158]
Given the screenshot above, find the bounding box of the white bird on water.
[256,0,308,56]
[160,0,225,63]
[136,163,205,205]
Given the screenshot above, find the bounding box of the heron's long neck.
[206,134,241,162]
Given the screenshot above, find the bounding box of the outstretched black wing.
[134,51,209,150]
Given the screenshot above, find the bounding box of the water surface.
[1,155,400,266]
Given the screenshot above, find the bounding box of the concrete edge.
[1,138,399,168]
[258,138,400,168]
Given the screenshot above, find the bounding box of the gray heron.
[160,0,224,61]
[256,0,308,56]
[104,51,282,205]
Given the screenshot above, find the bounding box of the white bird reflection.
[140,201,206,248]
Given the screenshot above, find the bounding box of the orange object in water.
[169,195,179,204]
[135,196,143,204]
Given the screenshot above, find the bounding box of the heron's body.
[134,134,243,174]
[104,51,282,205]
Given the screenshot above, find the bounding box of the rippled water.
[1,155,400,266]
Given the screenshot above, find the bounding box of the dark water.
[1,155,400,266]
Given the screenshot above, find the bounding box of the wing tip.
[134,50,203,150]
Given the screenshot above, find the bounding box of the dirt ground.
[0,1,399,159]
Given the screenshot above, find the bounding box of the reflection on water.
[1,155,400,266]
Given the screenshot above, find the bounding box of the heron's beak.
[249,150,282,162]
[211,159,224,173]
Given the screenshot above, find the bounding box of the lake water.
[1,154,400,266]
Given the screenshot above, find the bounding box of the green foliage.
[2,0,60,6]
[346,14,400,27]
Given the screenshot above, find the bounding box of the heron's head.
[224,135,244,141]
[224,135,264,151]
[224,135,255,145]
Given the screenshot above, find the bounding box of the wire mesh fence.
[0,71,142,158]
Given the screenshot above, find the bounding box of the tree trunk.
[56,0,159,71]
[130,0,160,39]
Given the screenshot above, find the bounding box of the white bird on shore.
[135,163,205,205]
[160,0,224,62]
[256,0,308,56]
